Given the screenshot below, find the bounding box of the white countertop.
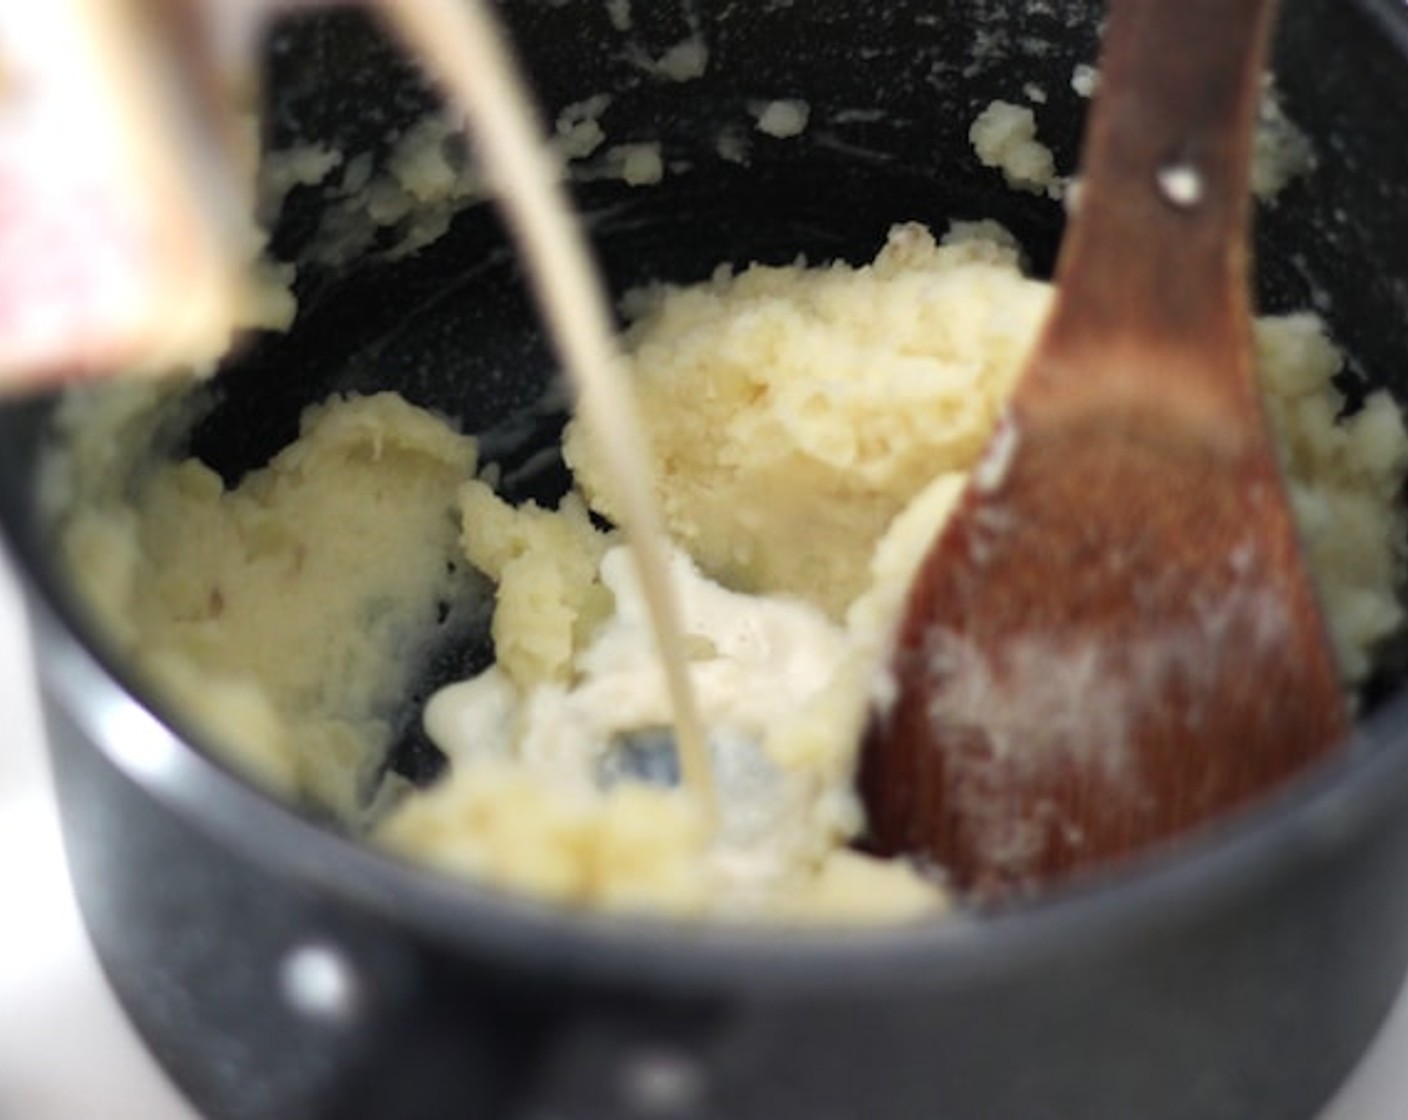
[2,553,1407,1120]
[0,559,196,1118]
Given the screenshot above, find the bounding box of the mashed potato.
[566,225,1048,619]
[52,224,1408,923]
[52,391,483,823]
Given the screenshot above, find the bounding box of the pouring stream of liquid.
[376,0,715,809]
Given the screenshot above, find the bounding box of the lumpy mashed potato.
[51,391,483,824]
[52,224,1408,923]
[565,224,1048,619]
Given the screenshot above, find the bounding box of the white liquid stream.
[378,0,715,809]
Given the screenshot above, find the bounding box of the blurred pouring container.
[0,0,458,391]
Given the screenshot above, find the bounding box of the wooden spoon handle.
[1040,0,1277,388]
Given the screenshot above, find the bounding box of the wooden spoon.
[858,0,1348,901]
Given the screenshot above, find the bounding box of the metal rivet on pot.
[617,1047,706,1115]
[278,941,362,1026]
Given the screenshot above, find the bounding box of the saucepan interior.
[156,0,1408,853]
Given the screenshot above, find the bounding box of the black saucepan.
[5,1,1408,1117]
